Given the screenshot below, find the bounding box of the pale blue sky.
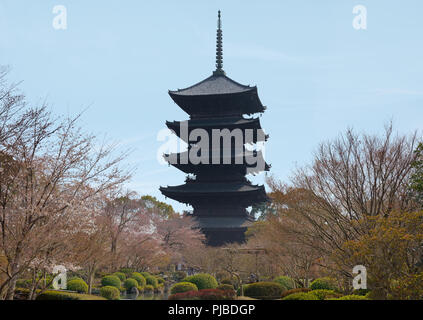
[1,1,422,212]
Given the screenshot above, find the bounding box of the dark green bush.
[140,272,151,278]
[131,272,146,287]
[100,286,120,300]
[280,288,311,298]
[183,274,218,290]
[310,277,337,291]
[217,284,235,291]
[36,290,105,300]
[156,276,165,284]
[124,278,138,291]
[331,294,369,300]
[282,292,319,300]
[244,282,284,300]
[170,282,198,294]
[101,275,121,289]
[168,289,234,300]
[67,279,88,294]
[273,276,295,291]
[144,274,158,288]
[352,288,371,296]
[308,289,342,300]
[113,272,126,282]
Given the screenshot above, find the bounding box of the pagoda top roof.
[169,74,256,97]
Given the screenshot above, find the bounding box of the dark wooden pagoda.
[160,11,269,246]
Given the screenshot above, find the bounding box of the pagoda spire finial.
[213,10,225,76]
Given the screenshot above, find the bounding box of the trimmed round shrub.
[36,290,105,300]
[140,272,151,278]
[352,288,371,296]
[282,292,319,300]
[217,284,235,291]
[67,279,88,294]
[244,282,284,300]
[100,286,120,300]
[170,282,198,294]
[101,275,121,289]
[273,276,295,291]
[113,272,126,282]
[310,277,337,291]
[280,288,311,299]
[183,273,218,290]
[169,289,234,300]
[156,276,165,284]
[332,294,369,300]
[124,278,138,291]
[308,289,342,300]
[144,274,158,288]
[131,272,146,287]
[144,284,154,294]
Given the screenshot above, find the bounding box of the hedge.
[310,277,337,291]
[280,288,311,299]
[168,289,235,300]
[101,275,121,289]
[330,295,369,300]
[244,282,284,300]
[170,282,198,294]
[282,292,319,300]
[273,276,295,291]
[113,272,126,282]
[183,274,218,290]
[308,289,342,300]
[100,286,121,300]
[36,290,105,300]
[124,278,138,291]
[67,279,88,294]
[131,272,146,287]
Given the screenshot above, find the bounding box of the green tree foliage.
[141,195,175,219]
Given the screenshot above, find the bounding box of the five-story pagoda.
[160,11,269,246]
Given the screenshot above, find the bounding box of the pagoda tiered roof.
[163,149,270,175]
[169,74,265,117]
[160,181,267,205]
[169,74,255,96]
[165,116,268,143]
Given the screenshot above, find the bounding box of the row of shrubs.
[168,273,371,300]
